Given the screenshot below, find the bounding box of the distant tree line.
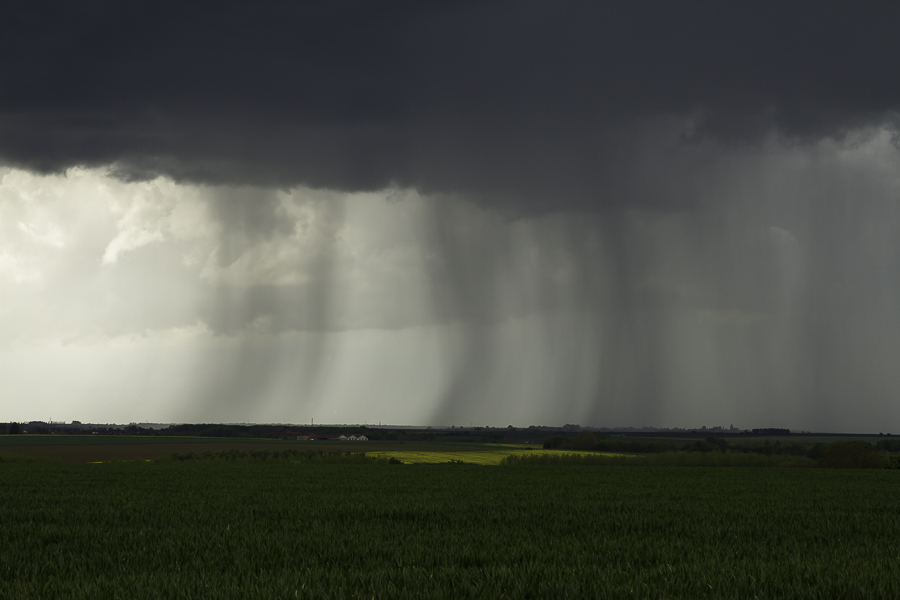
[543,431,679,454]
[157,424,437,441]
[543,432,900,468]
[0,421,442,441]
[875,438,900,452]
[1,423,165,436]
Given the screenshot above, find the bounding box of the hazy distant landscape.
[1,421,898,467]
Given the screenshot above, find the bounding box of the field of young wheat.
[1,462,897,599]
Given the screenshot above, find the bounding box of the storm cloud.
[4,2,900,210]
[2,2,900,430]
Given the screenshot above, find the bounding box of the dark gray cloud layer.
[4,1,900,211]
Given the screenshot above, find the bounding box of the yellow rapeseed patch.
[366,445,629,465]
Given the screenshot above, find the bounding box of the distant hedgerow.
[158,449,392,465]
[501,451,815,468]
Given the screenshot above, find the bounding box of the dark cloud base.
[4,1,900,211]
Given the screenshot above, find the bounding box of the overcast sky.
[2,2,900,430]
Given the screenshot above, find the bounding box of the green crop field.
[0,435,541,463]
[0,436,315,463]
[0,435,606,464]
[1,462,898,599]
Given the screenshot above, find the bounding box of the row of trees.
[543,432,680,454]
[543,431,897,468]
[1,422,438,440]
